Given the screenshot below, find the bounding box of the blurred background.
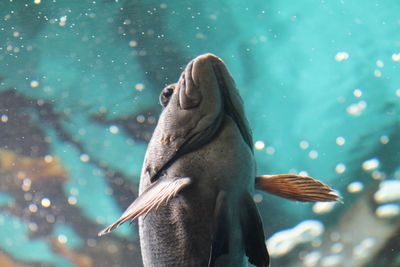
[0,0,399,266]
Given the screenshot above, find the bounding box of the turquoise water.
[0,1,399,266]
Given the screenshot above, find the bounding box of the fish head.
[145,54,252,182]
[159,53,223,123]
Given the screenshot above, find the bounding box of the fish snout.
[191,53,224,86]
[179,53,223,109]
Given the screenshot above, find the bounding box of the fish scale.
[140,195,213,266]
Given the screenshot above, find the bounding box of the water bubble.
[308,150,318,159]
[302,251,321,267]
[68,196,77,205]
[312,202,336,214]
[41,198,51,208]
[253,193,263,203]
[374,69,382,78]
[347,181,363,193]
[374,180,400,203]
[129,40,137,47]
[1,115,9,123]
[267,220,324,258]
[346,101,366,116]
[109,125,119,134]
[80,154,90,163]
[28,203,38,213]
[392,53,400,62]
[379,135,389,144]
[330,242,344,254]
[353,89,362,98]
[28,222,38,232]
[266,146,275,155]
[321,254,343,267]
[299,140,309,150]
[335,52,349,62]
[135,83,145,91]
[353,238,376,259]
[362,158,380,171]
[335,136,345,146]
[376,60,384,68]
[59,16,67,27]
[136,114,145,123]
[376,204,400,219]
[254,140,265,151]
[44,155,53,163]
[34,0,41,4]
[22,178,31,192]
[299,170,309,176]
[30,80,39,89]
[58,234,68,244]
[335,163,346,174]
[396,89,400,97]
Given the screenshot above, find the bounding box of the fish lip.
[191,53,224,86]
[179,54,222,110]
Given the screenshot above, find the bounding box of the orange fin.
[255,174,340,202]
[98,177,191,236]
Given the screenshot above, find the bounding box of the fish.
[98,53,340,267]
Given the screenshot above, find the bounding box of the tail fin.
[255,174,340,202]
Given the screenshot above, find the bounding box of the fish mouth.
[179,54,223,110]
[191,53,224,86]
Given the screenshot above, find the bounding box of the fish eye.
[159,85,175,107]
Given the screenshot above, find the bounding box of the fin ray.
[255,174,340,202]
[98,177,191,236]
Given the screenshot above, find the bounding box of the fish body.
[99,54,340,267]
[138,54,263,266]
[139,114,255,266]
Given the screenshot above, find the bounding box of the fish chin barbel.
[99,54,340,267]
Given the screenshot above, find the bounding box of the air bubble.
[362,158,380,171]
[335,52,349,62]
[41,198,51,208]
[299,140,309,150]
[254,140,265,151]
[30,80,39,88]
[336,136,345,146]
[109,125,119,134]
[347,181,363,193]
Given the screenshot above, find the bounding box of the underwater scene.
[1,0,400,266]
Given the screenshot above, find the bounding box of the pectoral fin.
[98,177,191,236]
[208,191,229,267]
[255,174,340,202]
[241,193,270,267]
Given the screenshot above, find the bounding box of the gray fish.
[99,54,339,267]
